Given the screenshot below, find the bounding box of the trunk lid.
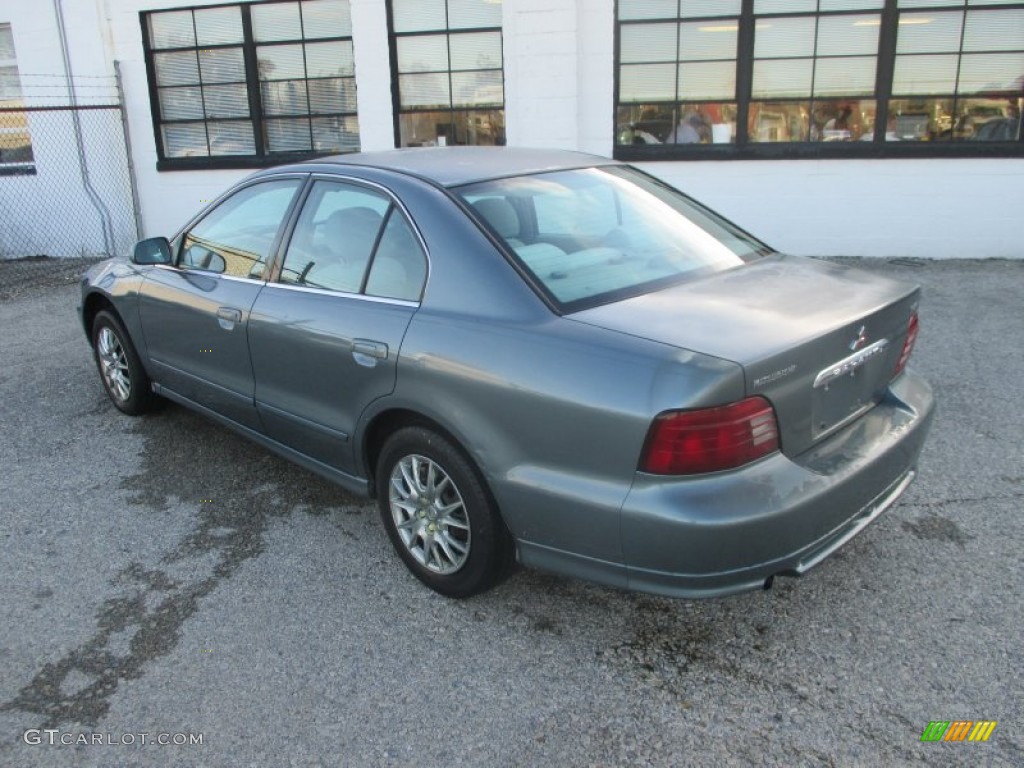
[569,254,919,457]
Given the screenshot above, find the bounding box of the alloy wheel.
[388,454,471,574]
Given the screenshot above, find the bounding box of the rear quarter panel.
[355,177,746,564]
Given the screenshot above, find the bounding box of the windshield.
[458,166,770,310]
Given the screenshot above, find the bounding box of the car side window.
[364,211,427,302]
[280,181,426,301]
[280,181,389,294]
[179,179,302,279]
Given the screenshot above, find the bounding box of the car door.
[138,177,304,429]
[248,178,428,473]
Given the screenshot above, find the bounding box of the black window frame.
[613,0,1024,161]
[385,0,507,148]
[141,0,360,172]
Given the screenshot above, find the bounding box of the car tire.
[91,310,156,416]
[376,426,514,598]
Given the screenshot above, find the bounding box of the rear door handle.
[216,307,243,330]
[352,339,388,367]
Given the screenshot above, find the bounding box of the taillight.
[893,312,919,378]
[639,396,780,475]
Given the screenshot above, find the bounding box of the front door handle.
[352,339,388,367]
[216,307,243,330]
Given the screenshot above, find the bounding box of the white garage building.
[1,0,1021,259]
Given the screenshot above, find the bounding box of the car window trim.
[259,280,420,308]
[270,172,430,303]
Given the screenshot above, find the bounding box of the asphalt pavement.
[0,257,1021,767]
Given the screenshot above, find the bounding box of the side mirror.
[132,237,172,265]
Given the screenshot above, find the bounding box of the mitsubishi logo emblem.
[849,325,868,351]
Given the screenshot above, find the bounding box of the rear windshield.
[458,166,770,310]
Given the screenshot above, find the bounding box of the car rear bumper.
[617,369,935,598]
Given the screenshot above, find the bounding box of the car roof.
[291,146,620,187]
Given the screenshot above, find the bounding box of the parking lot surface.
[0,257,1021,767]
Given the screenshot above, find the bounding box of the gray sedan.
[79,148,934,598]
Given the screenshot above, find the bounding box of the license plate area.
[812,363,886,438]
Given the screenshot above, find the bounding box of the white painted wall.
[0,0,136,258]
[2,0,1021,259]
[641,158,1024,259]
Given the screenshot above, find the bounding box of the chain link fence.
[1,74,139,295]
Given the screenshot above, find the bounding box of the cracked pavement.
[0,258,1021,766]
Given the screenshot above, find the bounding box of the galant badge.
[814,338,890,389]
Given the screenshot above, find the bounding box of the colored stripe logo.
[921,721,997,742]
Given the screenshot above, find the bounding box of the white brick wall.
[1,0,1020,259]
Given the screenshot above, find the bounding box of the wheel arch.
[362,408,466,499]
[363,406,518,576]
[82,291,119,338]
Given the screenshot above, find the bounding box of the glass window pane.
[266,117,313,151]
[680,1,740,17]
[162,123,208,157]
[896,10,964,54]
[207,120,255,155]
[963,10,1024,52]
[399,110,450,146]
[887,97,953,140]
[184,180,300,277]
[308,77,356,113]
[958,52,1024,93]
[252,2,303,42]
[281,182,387,291]
[399,72,452,108]
[618,1,678,21]
[892,53,959,94]
[0,25,15,60]
[451,70,503,106]
[203,83,250,118]
[755,0,817,13]
[154,51,199,87]
[305,41,354,77]
[668,103,737,143]
[679,21,738,61]
[397,35,449,73]
[817,14,881,56]
[814,56,877,96]
[898,0,962,7]
[194,6,244,47]
[616,104,676,143]
[450,31,503,70]
[752,58,814,98]
[261,79,310,115]
[755,17,817,59]
[820,0,884,9]
[159,87,204,120]
[365,212,427,301]
[621,23,677,63]
[301,0,352,38]
[312,115,360,151]
[678,61,736,100]
[749,101,810,141]
[148,11,195,50]
[955,97,1021,140]
[811,99,875,140]
[0,66,22,99]
[258,44,306,81]
[448,0,503,29]
[619,63,676,102]
[199,48,246,84]
[461,108,505,144]
[392,0,446,32]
